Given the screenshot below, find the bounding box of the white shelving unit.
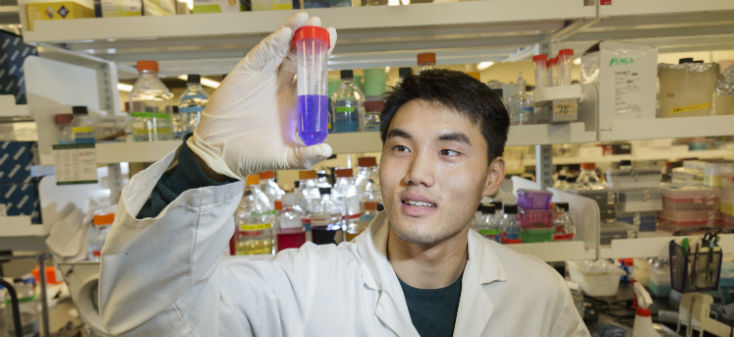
[599,115,734,142]
[508,241,595,262]
[600,232,734,259]
[0,216,48,251]
[0,95,29,117]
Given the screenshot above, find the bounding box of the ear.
[482,157,505,197]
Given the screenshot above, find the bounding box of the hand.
[187,13,336,180]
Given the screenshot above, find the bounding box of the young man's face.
[379,99,504,245]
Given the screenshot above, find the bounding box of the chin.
[389,216,464,246]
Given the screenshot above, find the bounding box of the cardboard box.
[0,141,37,184]
[26,2,94,30]
[0,182,42,224]
[193,0,243,13]
[581,42,657,132]
[0,31,38,104]
[100,0,142,17]
[142,0,175,15]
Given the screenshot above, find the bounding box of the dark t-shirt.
[399,276,463,337]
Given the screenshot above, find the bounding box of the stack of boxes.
[0,141,42,224]
[606,163,663,232]
[720,169,734,228]
[516,189,554,243]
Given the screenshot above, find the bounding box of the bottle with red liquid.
[276,193,307,251]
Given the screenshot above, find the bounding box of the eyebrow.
[386,128,412,139]
[438,132,471,145]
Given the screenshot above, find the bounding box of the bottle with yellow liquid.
[235,175,275,256]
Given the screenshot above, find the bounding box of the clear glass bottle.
[477,204,500,242]
[354,156,380,212]
[332,168,361,233]
[5,277,39,337]
[417,52,436,73]
[87,213,114,261]
[552,202,575,241]
[316,170,332,190]
[500,204,520,242]
[130,60,173,142]
[297,170,321,217]
[276,193,306,252]
[54,113,74,144]
[178,74,209,136]
[554,175,568,190]
[259,170,284,207]
[361,68,386,132]
[71,106,95,144]
[575,162,607,190]
[311,187,343,245]
[349,200,376,241]
[331,70,364,133]
[509,72,534,125]
[234,175,275,255]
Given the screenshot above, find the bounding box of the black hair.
[380,69,509,162]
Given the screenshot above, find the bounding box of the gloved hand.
[187,13,336,180]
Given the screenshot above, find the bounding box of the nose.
[403,150,435,188]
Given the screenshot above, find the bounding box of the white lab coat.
[98,149,590,337]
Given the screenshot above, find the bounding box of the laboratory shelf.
[599,232,734,259]
[597,0,732,17]
[0,95,29,117]
[598,115,734,142]
[0,216,48,251]
[20,0,595,74]
[507,122,596,146]
[39,140,181,165]
[507,240,595,262]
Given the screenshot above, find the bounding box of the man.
[99,13,589,337]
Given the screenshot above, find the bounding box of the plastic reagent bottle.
[354,156,380,211]
[501,204,520,242]
[552,202,575,240]
[575,162,607,190]
[311,187,343,245]
[509,72,534,125]
[293,26,331,146]
[332,168,361,231]
[276,194,307,252]
[130,60,174,142]
[332,69,364,133]
[234,175,275,255]
[417,52,436,73]
[71,105,95,144]
[532,54,547,90]
[259,170,285,206]
[478,204,500,242]
[178,74,208,135]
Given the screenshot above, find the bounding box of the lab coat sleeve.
[97,149,246,336]
[549,275,590,337]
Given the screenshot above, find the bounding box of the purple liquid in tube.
[298,94,329,146]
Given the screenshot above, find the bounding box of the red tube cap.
[292,26,331,49]
[532,54,547,62]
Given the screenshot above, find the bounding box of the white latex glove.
[188,13,336,180]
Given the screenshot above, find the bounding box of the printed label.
[239,223,272,231]
[670,102,712,114]
[52,143,98,185]
[335,106,355,113]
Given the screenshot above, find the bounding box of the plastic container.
[276,194,306,252]
[714,66,734,115]
[235,175,275,255]
[311,187,343,245]
[87,213,114,261]
[331,70,364,133]
[361,68,386,132]
[569,188,617,222]
[658,214,716,232]
[508,72,533,125]
[500,204,521,243]
[600,222,637,245]
[416,52,436,73]
[131,60,173,142]
[661,185,718,212]
[259,171,284,206]
[553,202,575,240]
[617,188,662,213]
[332,168,361,229]
[606,167,661,189]
[293,26,330,146]
[54,113,74,144]
[575,162,607,190]
[658,62,719,117]
[355,156,380,212]
[71,106,95,144]
[648,258,671,297]
[520,227,554,243]
[517,209,553,228]
[671,167,703,186]
[178,74,208,135]
[532,54,547,90]
[567,260,625,297]
[558,49,574,87]
[616,211,657,232]
[517,189,552,210]
[349,200,376,241]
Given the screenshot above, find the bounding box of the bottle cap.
[319,187,331,195]
[136,60,159,73]
[504,204,518,214]
[54,113,73,125]
[172,106,179,114]
[292,26,331,49]
[259,171,275,179]
[678,57,694,64]
[558,49,574,57]
[358,157,377,168]
[619,160,632,166]
[72,106,88,115]
[93,213,115,226]
[556,202,569,212]
[567,176,577,183]
[245,175,260,185]
[340,69,354,79]
[187,74,201,84]
[335,168,353,178]
[481,204,495,214]
[558,175,567,181]
[417,52,436,65]
[580,162,596,170]
[398,67,413,79]
[364,100,385,112]
[532,54,547,62]
[364,201,378,211]
[299,170,317,180]
[274,200,283,211]
[377,203,384,211]
[294,180,301,189]
[492,200,503,210]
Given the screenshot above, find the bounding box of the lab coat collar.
[355,213,507,336]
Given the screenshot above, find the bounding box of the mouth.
[401,199,437,208]
[399,192,438,216]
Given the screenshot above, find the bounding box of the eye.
[392,145,410,152]
[440,149,460,156]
